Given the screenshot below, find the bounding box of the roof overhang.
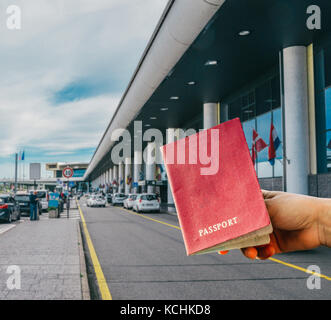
[84,0,226,180]
[85,0,331,181]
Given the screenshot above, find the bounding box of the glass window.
[242,119,255,149]
[271,76,281,109]
[256,81,272,116]
[326,130,331,171]
[326,88,331,130]
[256,113,272,178]
[228,76,282,179]
[272,108,283,177]
[15,195,30,201]
[141,195,157,201]
[325,88,331,172]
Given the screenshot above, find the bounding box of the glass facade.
[326,87,331,171]
[229,75,283,178]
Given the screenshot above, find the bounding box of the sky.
[0,0,168,178]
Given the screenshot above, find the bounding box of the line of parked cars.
[0,189,66,224]
[84,192,161,213]
[114,193,160,213]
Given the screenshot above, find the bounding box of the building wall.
[258,174,331,198]
[309,173,331,198]
[258,177,283,192]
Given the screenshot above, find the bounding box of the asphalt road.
[79,200,331,300]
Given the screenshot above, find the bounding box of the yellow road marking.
[77,201,112,300]
[268,257,331,281]
[119,207,331,281]
[120,207,181,230]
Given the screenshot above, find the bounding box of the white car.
[87,195,106,207]
[123,194,137,209]
[112,193,127,206]
[133,194,160,213]
[36,190,49,212]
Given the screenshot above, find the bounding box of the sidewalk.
[0,201,85,300]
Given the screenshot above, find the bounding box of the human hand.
[220,190,331,260]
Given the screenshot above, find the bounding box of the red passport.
[161,118,272,256]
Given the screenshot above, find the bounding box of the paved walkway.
[0,203,83,300]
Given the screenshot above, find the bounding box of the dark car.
[106,193,112,204]
[14,193,31,216]
[0,195,21,223]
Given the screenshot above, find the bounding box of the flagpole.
[271,112,275,179]
[279,50,287,192]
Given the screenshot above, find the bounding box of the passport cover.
[161,118,272,256]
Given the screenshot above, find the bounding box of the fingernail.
[218,250,229,255]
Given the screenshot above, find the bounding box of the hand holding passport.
[161,118,273,256]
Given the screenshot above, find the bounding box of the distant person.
[29,191,39,221]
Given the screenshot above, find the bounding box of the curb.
[77,221,91,300]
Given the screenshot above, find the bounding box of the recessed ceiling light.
[187,81,196,85]
[150,117,157,120]
[205,60,218,66]
[145,124,151,127]
[170,96,179,100]
[239,30,250,36]
[160,107,168,111]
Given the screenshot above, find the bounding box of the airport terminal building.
[84,0,331,205]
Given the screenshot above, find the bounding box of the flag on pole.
[252,129,267,164]
[21,150,25,161]
[268,123,281,165]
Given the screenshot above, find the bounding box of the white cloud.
[0,0,168,178]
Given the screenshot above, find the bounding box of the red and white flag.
[252,129,267,164]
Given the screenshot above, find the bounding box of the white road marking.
[0,224,16,235]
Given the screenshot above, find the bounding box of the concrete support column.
[283,46,310,195]
[133,150,142,194]
[118,162,124,193]
[307,44,317,175]
[124,157,132,195]
[203,102,219,129]
[166,129,177,208]
[145,142,156,194]
[112,165,118,194]
[108,168,113,189]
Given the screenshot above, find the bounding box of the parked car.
[87,195,106,207]
[0,195,21,222]
[112,193,127,206]
[35,190,49,212]
[123,194,137,209]
[132,194,160,213]
[106,193,113,204]
[14,193,31,216]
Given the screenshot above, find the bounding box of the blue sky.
[0,0,168,178]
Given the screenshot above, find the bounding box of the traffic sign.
[62,167,74,179]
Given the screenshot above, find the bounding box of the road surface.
[79,200,331,300]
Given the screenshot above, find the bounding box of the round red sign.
[62,167,74,179]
